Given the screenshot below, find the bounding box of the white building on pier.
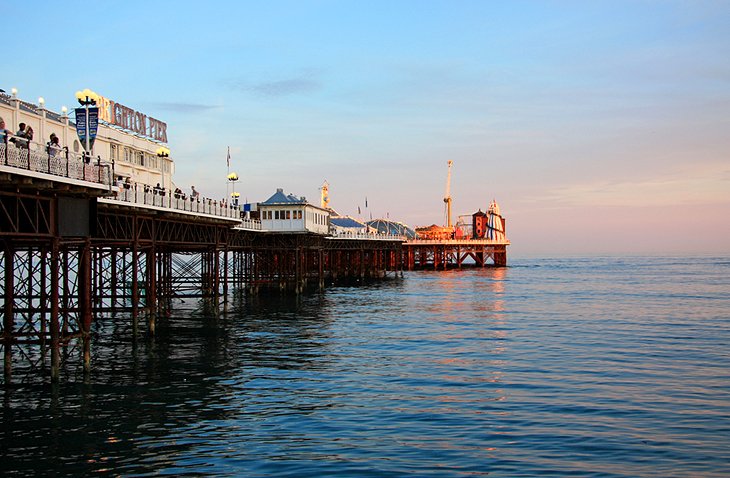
[259,188,330,234]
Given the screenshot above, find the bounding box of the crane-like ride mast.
[443,160,453,228]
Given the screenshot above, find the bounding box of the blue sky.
[4,1,729,255]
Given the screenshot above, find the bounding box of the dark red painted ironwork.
[1,179,403,382]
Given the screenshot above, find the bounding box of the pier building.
[1,88,173,191]
[405,159,510,269]
[259,188,331,234]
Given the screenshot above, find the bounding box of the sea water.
[1,256,729,477]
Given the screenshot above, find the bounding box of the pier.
[0,94,402,382]
[0,88,504,383]
[0,151,402,382]
[403,238,508,269]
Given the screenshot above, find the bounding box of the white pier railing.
[235,218,263,230]
[0,136,255,223]
[328,231,406,241]
[1,139,112,186]
[110,185,243,220]
[406,238,511,245]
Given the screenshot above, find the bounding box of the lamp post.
[75,89,99,160]
[61,106,69,150]
[227,172,239,205]
[156,146,170,190]
[38,97,46,146]
[10,88,19,128]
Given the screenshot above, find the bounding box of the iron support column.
[146,247,157,336]
[50,239,60,382]
[80,239,93,372]
[4,245,14,381]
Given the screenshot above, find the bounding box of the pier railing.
[329,231,406,241]
[1,137,112,186]
[406,237,510,245]
[110,185,242,220]
[235,218,263,230]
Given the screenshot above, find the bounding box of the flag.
[226,146,230,168]
[365,196,368,208]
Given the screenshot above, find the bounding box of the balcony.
[1,137,258,225]
[1,138,112,188]
[104,184,246,223]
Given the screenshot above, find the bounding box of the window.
[286,211,291,220]
[275,210,280,220]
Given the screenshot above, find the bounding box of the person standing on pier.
[13,123,28,148]
[47,133,61,157]
[0,117,11,143]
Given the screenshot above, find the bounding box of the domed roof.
[331,216,366,228]
[366,219,417,239]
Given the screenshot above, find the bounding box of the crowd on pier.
[114,177,238,210]
[2,115,237,214]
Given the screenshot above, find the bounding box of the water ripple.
[1,256,729,476]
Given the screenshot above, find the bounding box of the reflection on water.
[2,257,730,477]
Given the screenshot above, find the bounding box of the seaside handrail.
[329,231,406,241]
[1,134,255,223]
[237,218,262,230]
[112,183,246,221]
[407,237,510,244]
[1,134,112,187]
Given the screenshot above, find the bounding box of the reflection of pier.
[403,238,509,269]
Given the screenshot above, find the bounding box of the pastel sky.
[4,1,729,256]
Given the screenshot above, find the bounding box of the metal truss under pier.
[403,239,508,269]
[1,183,402,384]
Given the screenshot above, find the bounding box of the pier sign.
[95,94,167,143]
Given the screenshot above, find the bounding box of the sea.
[1,256,729,477]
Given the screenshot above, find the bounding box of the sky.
[4,0,729,256]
